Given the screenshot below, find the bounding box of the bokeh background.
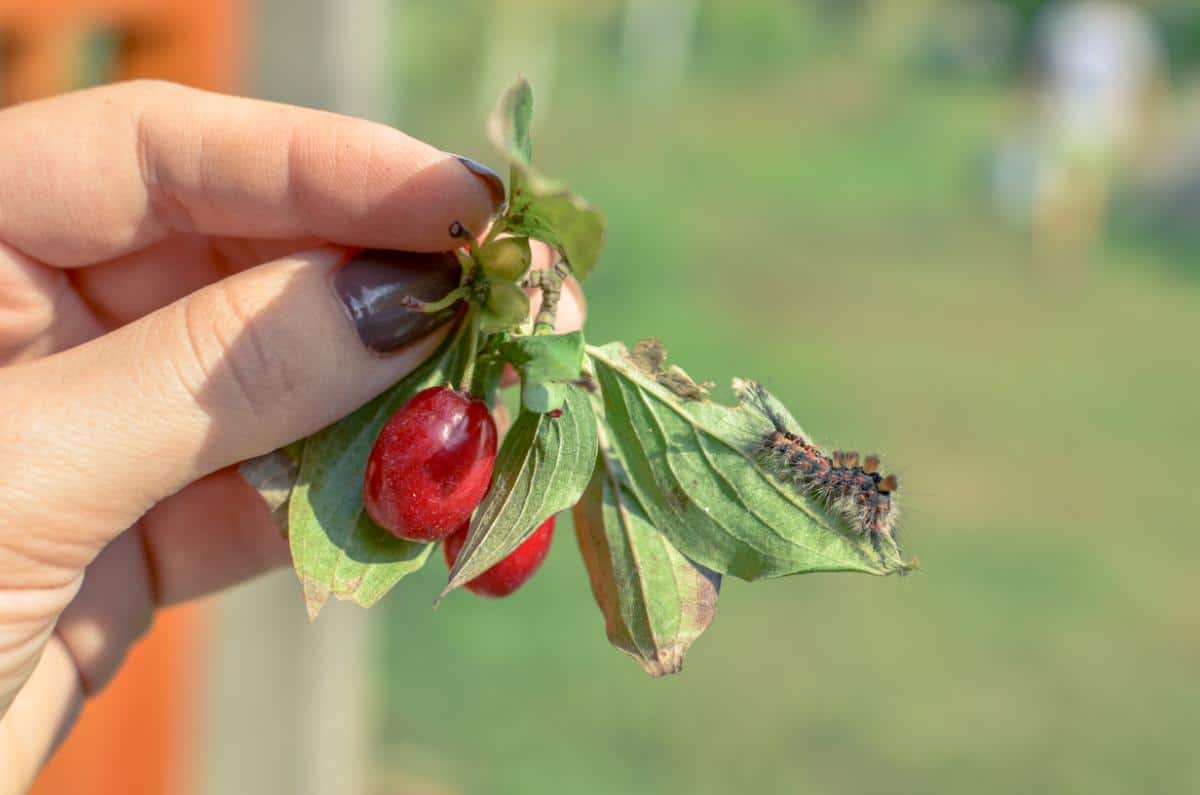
[7,1,1200,794]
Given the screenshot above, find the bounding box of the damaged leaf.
[588,341,908,580]
[630,339,712,400]
[574,450,720,677]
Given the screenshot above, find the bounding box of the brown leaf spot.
[665,484,691,512]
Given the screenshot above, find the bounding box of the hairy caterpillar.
[747,383,900,560]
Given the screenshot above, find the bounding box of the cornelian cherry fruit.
[364,386,497,542]
[443,516,556,597]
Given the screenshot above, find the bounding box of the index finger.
[0,80,506,267]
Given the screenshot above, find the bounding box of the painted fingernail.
[452,154,507,213]
[334,249,463,354]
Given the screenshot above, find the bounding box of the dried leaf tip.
[629,339,711,400]
[630,338,668,375]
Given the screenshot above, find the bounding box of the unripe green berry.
[478,237,532,281]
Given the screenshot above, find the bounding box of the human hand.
[0,80,582,792]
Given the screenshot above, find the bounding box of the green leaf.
[487,76,533,168]
[505,197,605,282]
[487,77,606,280]
[587,341,911,580]
[574,453,720,677]
[288,327,467,619]
[239,448,299,532]
[498,331,585,413]
[480,280,530,334]
[440,384,598,600]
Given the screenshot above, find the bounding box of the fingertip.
[175,101,505,252]
[330,129,503,251]
[451,154,507,214]
[355,147,502,250]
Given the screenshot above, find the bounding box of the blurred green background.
[345,2,1200,793]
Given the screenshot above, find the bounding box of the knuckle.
[114,77,185,104]
[176,282,315,423]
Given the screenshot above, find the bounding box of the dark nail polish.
[334,249,463,354]
[452,154,507,212]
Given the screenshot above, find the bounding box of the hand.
[0,80,582,792]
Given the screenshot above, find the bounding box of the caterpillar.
[746,383,900,560]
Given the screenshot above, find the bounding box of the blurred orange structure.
[0,1,247,793]
[0,0,245,103]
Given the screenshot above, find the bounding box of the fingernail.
[452,154,507,213]
[334,249,463,354]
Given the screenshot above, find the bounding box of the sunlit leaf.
[498,330,585,413]
[487,77,605,280]
[441,384,597,599]
[289,327,468,619]
[588,341,910,580]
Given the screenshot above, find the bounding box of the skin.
[0,80,583,793]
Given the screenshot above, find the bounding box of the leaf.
[289,327,467,619]
[574,453,720,677]
[498,331,585,413]
[486,76,533,169]
[239,447,299,532]
[487,77,606,281]
[587,342,910,580]
[440,384,598,600]
[504,197,605,282]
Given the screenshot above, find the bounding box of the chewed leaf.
[289,326,468,619]
[588,342,911,580]
[440,384,597,600]
[574,453,720,677]
[487,77,605,280]
[630,339,712,400]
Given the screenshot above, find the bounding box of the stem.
[458,308,482,394]
[401,286,468,314]
[454,248,475,281]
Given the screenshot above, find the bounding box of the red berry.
[443,516,556,597]
[364,386,497,542]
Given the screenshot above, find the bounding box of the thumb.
[1,246,462,557]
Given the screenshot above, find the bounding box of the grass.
[371,8,1200,794]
